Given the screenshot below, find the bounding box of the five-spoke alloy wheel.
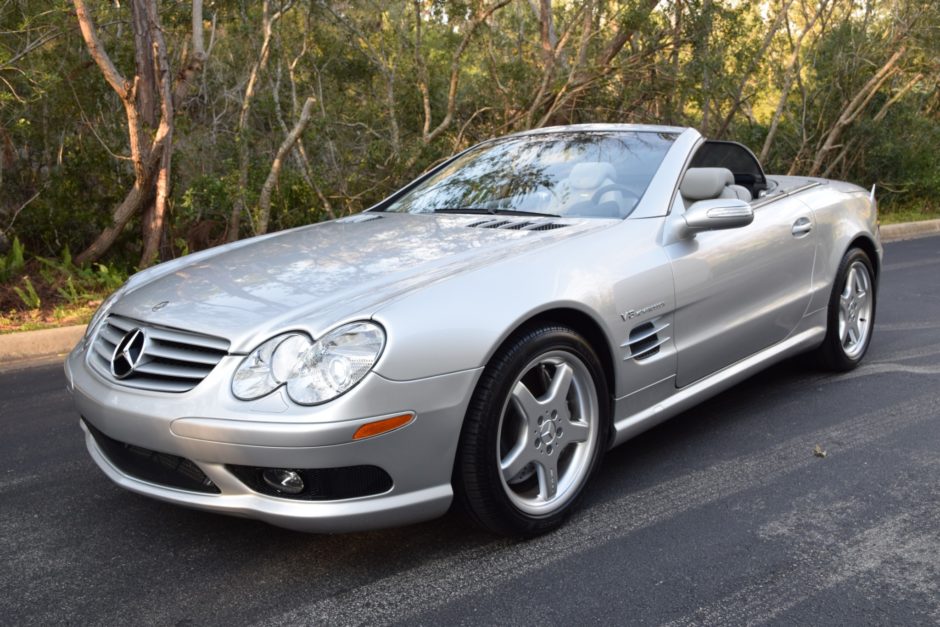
[455,324,608,536]
[817,247,877,371]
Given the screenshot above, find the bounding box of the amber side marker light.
[353,413,415,440]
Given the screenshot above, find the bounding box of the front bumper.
[65,344,481,533]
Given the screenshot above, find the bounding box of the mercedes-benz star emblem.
[111,328,147,379]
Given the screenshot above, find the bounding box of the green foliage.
[35,251,128,297]
[13,276,41,309]
[0,238,26,283]
[0,0,937,284]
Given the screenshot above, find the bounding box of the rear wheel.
[816,248,876,371]
[455,324,609,536]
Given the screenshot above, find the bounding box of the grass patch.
[879,205,940,224]
[0,304,97,334]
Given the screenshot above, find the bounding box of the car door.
[665,194,816,387]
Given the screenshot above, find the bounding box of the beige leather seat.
[681,167,752,205]
[559,162,627,216]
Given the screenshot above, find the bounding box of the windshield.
[382,131,676,219]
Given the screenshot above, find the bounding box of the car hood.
[111,213,611,352]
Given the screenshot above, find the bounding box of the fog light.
[262,469,304,494]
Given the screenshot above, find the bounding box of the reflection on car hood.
[110,213,610,351]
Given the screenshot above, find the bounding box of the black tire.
[815,247,877,371]
[454,323,609,537]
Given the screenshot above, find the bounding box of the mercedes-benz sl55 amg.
[66,124,881,536]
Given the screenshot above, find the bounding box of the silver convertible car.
[66,124,881,536]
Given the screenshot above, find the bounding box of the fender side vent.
[622,318,671,362]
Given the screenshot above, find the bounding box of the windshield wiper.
[430,207,561,218]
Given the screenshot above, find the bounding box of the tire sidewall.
[823,248,877,370]
[456,324,610,536]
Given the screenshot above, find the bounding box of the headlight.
[232,322,385,405]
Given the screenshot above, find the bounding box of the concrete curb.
[0,324,85,370]
[0,220,936,368]
[880,218,940,242]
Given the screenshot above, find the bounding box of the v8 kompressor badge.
[620,301,666,321]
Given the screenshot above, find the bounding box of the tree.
[71,0,207,266]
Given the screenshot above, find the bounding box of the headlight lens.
[232,322,385,405]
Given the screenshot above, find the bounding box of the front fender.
[371,219,676,401]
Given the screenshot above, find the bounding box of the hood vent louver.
[528,222,567,231]
[337,214,383,224]
[465,218,570,232]
[622,317,671,362]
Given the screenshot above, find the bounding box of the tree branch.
[72,0,129,99]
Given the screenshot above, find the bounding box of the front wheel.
[815,248,876,371]
[454,324,609,536]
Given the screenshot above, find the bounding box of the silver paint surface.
[65,124,882,532]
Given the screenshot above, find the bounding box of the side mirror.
[678,198,753,238]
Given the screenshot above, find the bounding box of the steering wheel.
[589,183,640,206]
[573,183,639,218]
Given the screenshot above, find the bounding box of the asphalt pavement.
[2,235,939,626]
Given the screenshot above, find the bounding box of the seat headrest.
[568,162,616,191]
[681,167,735,201]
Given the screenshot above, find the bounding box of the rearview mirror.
[679,199,753,238]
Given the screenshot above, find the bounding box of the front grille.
[227,464,393,501]
[84,419,219,494]
[88,315,229,393]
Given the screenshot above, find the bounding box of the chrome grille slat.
[108,315,230,352]
[134,361,212,380]
[107,316,135,332]
[111,377,199,393]
[93,340,114,362]
[88,315,229,393]
[98,324,124,345]
[144,342,223,365]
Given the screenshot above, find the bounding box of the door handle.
[791,217,813,237]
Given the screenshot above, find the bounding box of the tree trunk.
[420,0,511,144]
[714,0,796,139]
[139,0,175,268]
[257,97,316,235]
[129,0,158,129]
[228,0,287,242]
[808,46,905,176]
[759,0,832,162]
[73,0,207,266]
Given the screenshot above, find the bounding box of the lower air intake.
[84,419,219,494]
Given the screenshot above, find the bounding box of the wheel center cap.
[539,420,556,446]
